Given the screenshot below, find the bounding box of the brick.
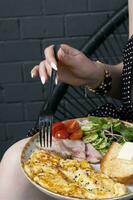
[88,0,127,12]
[0,124,6,141]
[24,102,43,120]
[66,13,108,36]
[3,82,43,102]
[0,0,42,17]
[0,103,23,122]
[0,63,22,83]
[6,121,35,140]
[0,41,41,62]
[23,62,40,82]
[21,16,64,39]
[42,37,89,50]
[0,89,4,102]
[0,19,19,40]
[45,0,88,14]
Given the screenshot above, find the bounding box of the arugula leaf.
[120,127,133,141]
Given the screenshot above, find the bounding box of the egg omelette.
[23,149,127,199]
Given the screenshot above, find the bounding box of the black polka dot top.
[89,36,133,122]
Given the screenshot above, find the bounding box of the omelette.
[23,150,127,199]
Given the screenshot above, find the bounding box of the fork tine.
[49,117,53,147]
[43,124,46,147]
[46,122,49,147]
[39,127,42,147]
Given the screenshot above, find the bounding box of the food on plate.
[64,119,80,133]
[80,116,133,155]
[45,116,133,163]
[52,117,133,157]
[52,119,83,140]
[23,149,127,199]
[86,143,102,163]
[52,121,65,136]
[45,137,86,160]
[69,129,83,140]
[38,137,102,163]
[101,142,133,184]
[54,129,69,139]
[117,142,133,160]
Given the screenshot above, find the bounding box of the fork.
[39,51,57,148]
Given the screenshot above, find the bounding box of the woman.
[0,1,132,199]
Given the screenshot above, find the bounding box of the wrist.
[93,61,105,89]
[85,61,105,89]
[85,61,112,95]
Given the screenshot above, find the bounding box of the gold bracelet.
[85,65,112,95]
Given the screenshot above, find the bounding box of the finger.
[60,44,80,56]
[31,65,39,78]
[44,45,58,71]
[38,61,48,84]
[45,60,58,85]
[44,60,52,77]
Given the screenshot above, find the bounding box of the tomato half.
[64,119,80,133]
[54,129,69,139]
[52,122,65,136]
[69,129,83,140]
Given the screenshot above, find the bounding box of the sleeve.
[121,36,133,108]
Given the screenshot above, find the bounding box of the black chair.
[31,2,128,134]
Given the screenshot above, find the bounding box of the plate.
[21,120,133,200]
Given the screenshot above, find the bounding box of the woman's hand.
[31,44,104,88]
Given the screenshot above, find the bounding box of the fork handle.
[53,44,60,61]
[47,45,60,100]
[51,82,69,112]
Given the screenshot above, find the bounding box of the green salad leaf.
[80,116,133,155]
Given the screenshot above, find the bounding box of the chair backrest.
[52,3,128,122]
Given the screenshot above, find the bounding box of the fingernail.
[41,76,45,84]
[31,73,34,78]
[50,62,57,71]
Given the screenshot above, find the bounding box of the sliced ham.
[63,139,86,160]
[85,143,102,163]
[43,137,86,160]
[38,137,102,163]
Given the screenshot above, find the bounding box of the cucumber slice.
[96,139,108,149]
[83,133,99,143]
[83,128,99,135]
[92,137,103,147]
[81,124,93,131]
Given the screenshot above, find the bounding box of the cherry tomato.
[52,122,65,136]
[64,119,80,133]
[69,129,83,140]
[54,129,69,139]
